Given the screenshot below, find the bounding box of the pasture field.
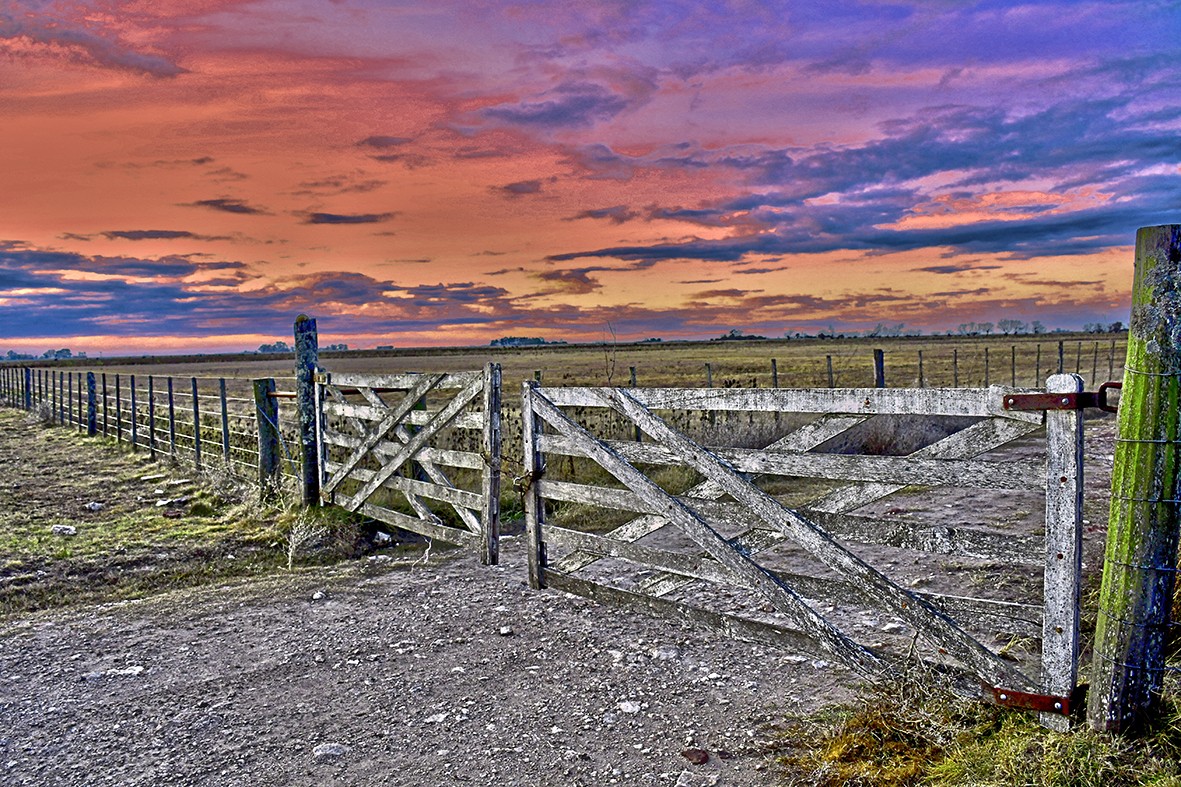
[11,330,1128,390]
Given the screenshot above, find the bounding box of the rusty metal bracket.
[1003,382,1121,413]
[986,684,1088,715]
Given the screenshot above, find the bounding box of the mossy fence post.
[294,314,320,506]
[1088,225,1181,734]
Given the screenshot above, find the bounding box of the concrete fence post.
[1089,225,1181,733]
[294,314,320,506]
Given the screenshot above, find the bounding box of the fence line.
[0,366,301,487]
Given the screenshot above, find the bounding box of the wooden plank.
[544,526,1043,638]
[343,376,484,512]
[522,382,547,590]
[550,414,871,575]
[321,373,444,496]
[347,381,484,535]
[529,389,883,674]
[355,500,481,547]
[322,430,483,469]
[1040,373,1084,731]
[594,387,1037,689]
[322,399,483,430]
[808,417,1043,514]
[542,385,1043,422]
[326,462,484,510]
[538,434,1041,490]
[326,370,480,391]
[538,480,1040,564]
[481,362,503,566]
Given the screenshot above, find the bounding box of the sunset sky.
[2,0,1179,354]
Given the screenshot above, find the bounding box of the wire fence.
[0,366,301,486]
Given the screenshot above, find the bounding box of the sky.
[2,0,1180,354]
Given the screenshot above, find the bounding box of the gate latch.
[985,684,1087,716]
[1003,382,1121,413]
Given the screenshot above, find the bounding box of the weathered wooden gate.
[521,375,1087,727]
[317,364,502,564]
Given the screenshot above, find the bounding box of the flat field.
[18,331,1129,390]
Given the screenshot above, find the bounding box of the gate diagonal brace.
[1003,382,1120,413]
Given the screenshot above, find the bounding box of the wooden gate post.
[481,363,503,566]
[294,314,320,506]
[1089,225,1181,733]
[253,378,281,497]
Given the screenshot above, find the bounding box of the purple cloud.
[302,212,397,225]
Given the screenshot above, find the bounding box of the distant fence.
[0,366,301,487]
[614,338,1126,391]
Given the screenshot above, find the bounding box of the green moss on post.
[1088,225,1181,733]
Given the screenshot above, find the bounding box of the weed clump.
[775,669,1181,787]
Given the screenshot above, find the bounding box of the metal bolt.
[999,693,1008,701]
[1054,701,1063,711]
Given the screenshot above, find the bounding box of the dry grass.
[773,668,1181,787]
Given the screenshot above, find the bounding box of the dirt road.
[0,548,848,786]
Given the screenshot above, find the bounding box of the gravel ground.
[0,546,852,787]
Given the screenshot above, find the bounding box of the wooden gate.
[317,364,502,564]
[521,375,1085,727]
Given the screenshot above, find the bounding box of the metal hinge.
[986,684,1088,715]
[1003,382,1121,413]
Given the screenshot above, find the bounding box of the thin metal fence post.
[167,376,176,458]
[191,377,201,471]
[115,374,122,443]
[148,375,157,459]
[101,373,108,436]
[826,355,834,387]
[23,368,30,410]
[219,378,230,465]
[918,350,924,388]
[873,349,885,388]
[130,375,137,450]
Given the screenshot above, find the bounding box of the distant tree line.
[5,348,85,360]
[490,337,568,347]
